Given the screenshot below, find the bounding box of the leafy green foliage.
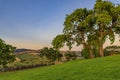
[64,51,77,61]
[52,34,66,50]
[94,0,113,13]
[81,48,90,59]
[104,45,120,56]
[96,12,112,25]
[0,38,15,68]
[40,47,62,62]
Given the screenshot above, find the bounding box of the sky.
[0,0,120,50]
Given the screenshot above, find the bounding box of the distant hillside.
[14,48,40,54]
[15,49,81,55]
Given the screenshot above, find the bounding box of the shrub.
[81,48,90,59]
[65,51,77,61]
[40,47,63,63]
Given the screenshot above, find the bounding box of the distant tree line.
[105,45,120,49]
[104,45,120,56]
[39,47,77,63]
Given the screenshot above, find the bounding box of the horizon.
[0,0,120,50]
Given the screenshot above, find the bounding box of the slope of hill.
[1,55,120,80]
[7,53,49,68]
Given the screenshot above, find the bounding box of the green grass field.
[1,55,120,80]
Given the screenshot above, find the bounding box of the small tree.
[65,51,77,61]
[0,38,16,69]
[40,47,62,63]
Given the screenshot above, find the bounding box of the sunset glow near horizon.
[0,0,120,50]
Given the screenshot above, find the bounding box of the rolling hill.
[14,48,40,54]
[1,55,120,80]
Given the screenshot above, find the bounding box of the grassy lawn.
[1,55,120,80]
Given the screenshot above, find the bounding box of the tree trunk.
[81,32,86,48]
[87,43,94,59]
[89,46,94,58]
[99,43,104,57]
[99,36,104,57]
[81,33,94,58]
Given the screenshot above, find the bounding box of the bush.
[40,47,63,63]
[65,51,77,61]
[81,48,90,59]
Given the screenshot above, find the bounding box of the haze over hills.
[14,48,81,57]
[14,48,40,54]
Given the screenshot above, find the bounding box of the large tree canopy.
[52,0,120,58]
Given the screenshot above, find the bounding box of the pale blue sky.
[0,0,120,50]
